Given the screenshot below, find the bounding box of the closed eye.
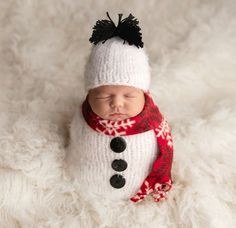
[95,96,111,99]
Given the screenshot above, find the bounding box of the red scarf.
[82,91,174,203]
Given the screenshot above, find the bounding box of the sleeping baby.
[65,12,174,203]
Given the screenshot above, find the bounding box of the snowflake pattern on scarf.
[96,119,136,136]
[154,118,173,148]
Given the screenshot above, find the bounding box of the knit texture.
[65,103,158,201]
[65,92,174,202]
[84,37,151,92]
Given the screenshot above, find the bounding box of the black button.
[111,159,127,172]
[110,174,126,189]
[110,137,126,153]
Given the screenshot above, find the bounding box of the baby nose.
[110,97,124,108]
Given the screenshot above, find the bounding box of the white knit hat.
[84,13,151,92]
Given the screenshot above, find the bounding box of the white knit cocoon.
[84,37,151,92]
[65,105,159,201]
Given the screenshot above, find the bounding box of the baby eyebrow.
[125,93,136,95]
[95,93,111,96]
[124,92,139,97]
[94,91,138,96]
[94,94,112,99]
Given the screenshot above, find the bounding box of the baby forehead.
[90,85,141,94]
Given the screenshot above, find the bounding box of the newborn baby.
[65,13,174,203]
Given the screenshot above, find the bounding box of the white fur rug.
[0,0,236,227]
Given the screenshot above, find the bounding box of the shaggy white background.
[0,0,236,227]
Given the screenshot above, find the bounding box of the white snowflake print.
[96,119,136,136]
[131,181,154,202]
[131,192,145,203]
[152,180,173,202]
[154,118,173,148]
[144,180,154,195]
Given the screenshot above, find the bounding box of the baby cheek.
[128,100,144,115]
[125,102,137,114]
[96,102,110,114]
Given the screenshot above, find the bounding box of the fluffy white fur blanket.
[0,0,236,227]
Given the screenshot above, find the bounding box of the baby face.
[88,85,145,121]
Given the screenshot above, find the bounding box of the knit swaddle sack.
[68,108,158,201]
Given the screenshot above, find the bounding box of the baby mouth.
[110,113,125,116]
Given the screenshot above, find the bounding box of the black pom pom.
[89,12,144,48]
